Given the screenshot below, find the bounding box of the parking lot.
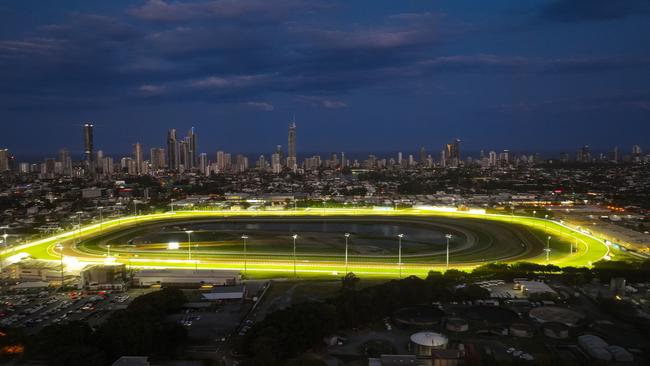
[0,287,157,333]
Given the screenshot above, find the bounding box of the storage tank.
[410,331,449,356]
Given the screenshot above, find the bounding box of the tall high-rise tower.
[133,142,144,175]
[167,129,179,170]
[83,123,94,172]
[287,120,297,171]
[186,127,197,169]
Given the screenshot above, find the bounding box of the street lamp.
[55,244,64,287]
[1,231,7,253]
[533,210,536,218]
[106,244,111,257]
[185,230,195,270]
[292,234,298,278]
[241,234,249,275]
[75,211,83,245]
[397,234,404,278]
[344,233,350,274]
[546,236,552,262]
[98,207,104,231]
[0,238,5,279]
[445,234,453,270]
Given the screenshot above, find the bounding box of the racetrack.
[4,208,612,278]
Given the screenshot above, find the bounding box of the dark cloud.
[539,0,650,22]
[418,55,650,75]
[296,95,347,109]
[127,0,329,23]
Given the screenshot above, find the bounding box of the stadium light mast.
[185,230,195,270]
[0,236,5,278]
[344,233,350,274]
[546,236,552,262]
[292,234,298,278]
[397,234,404,278]
[241,234,249,275]
[445,234,453,270]
[98,206,104,231]
[55,243,64,287]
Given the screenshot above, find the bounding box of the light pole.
[292,234,298,278]
[98,207,104,231]
[75,211,83,245]
[241,234,249,275]
[544,214,549,232]
[55,244,64,287]
[185,230,195,270]
[344,233,350,274]
[107,244,111,257]
[133,200,138,216]
[397,234,404,278]
[546,236,552,262]
[0,238,5,279]
[445,234,453,270]
[533,210,536,218]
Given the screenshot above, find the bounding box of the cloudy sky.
[1,0,649,157]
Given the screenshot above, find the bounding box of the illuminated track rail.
[4,208,612,278]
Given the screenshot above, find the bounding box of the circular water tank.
[410,331,448,356]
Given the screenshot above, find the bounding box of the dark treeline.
[239,271,490,365]
[240,259,650,365]
[0,288,188,366]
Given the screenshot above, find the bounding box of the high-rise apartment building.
[0,149,10,172]
[287,122,297,171]
[186,127,197,170]
[83,123,94,173]
[167,129,179,170]
[133,143,144,175]
[150,148,166,170]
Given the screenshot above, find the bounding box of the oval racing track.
[3,208,611,278]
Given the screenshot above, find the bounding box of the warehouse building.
[132,269,239,288]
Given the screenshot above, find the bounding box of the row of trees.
[1,288,187,366]
[239,271,490,365]
[241,259,650,365]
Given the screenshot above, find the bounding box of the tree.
[341,272,360,292]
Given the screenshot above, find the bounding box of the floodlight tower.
[185,230,195,270]
[55,244,64,287]
[292,234,298,278]
[397,234,404,278]
[344,233,350,273]
[241,234,249,275]
[445,234,453,270]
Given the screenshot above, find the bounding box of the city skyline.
[1,0,650,154]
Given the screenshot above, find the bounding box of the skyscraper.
[0,149,9,172]
[58,148,72,176]
[187,127,197,170]
[271,153,281,173]
[178,140,189,171]
[167,129,179,170]
[444,138,461,167]
[287,121,297,171]
[199,153,208,175]
[150,148,166,170]
[83,123,94,173]
[419,147,426,166]
[133,142,144,175]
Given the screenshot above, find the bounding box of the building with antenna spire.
[287,118,297,171]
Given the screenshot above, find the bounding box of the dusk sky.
[1,0,650,157]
